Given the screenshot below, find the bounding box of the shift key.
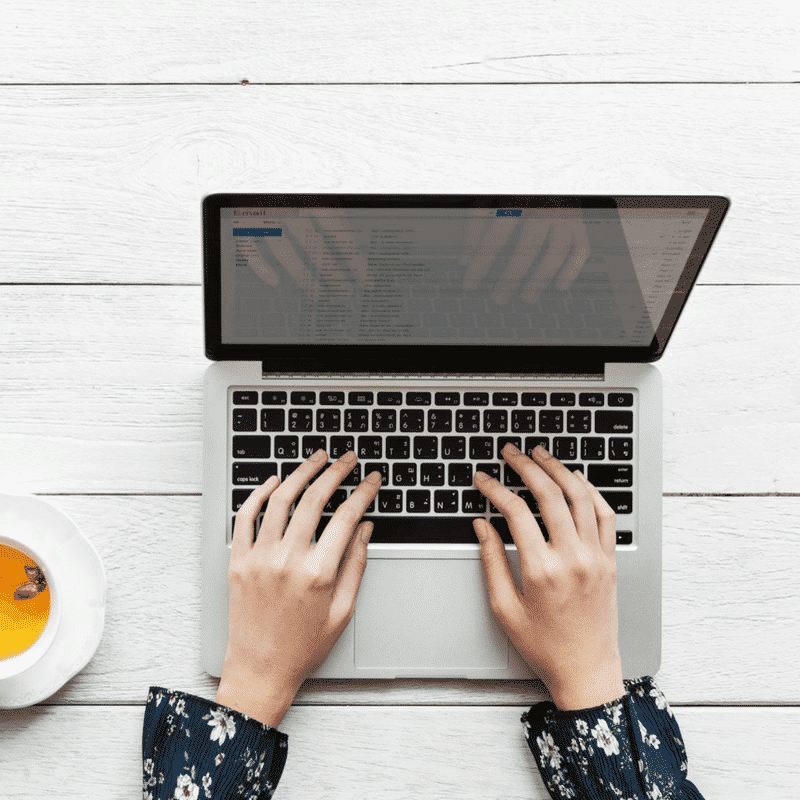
[232,435,271,458]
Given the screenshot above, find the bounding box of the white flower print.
[201,773,212,798]
[214,752,225,766]
[536,731,564,770]
[575,718,589,736]
[591,719,620,756]
[637,719,661,750]
[606,701,623,726]
[175,698,186,717]
[649,686,672,716]
[174,773,199,800]
[648,781,664,799]
[207,707,237,746]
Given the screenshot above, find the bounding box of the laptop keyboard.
[230,388,635,547]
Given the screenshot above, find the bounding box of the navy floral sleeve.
[522,675,705,799]
[142,687,288,800]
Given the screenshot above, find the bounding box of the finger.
[258,449,329,545]
[574,469,618,558]
[490,219,550,305]
[231,474,281,559]
[554,219,590,292]
[285,450,360,547]
[518,220,572,304]
[473,470,546,574]
[462,216,519,291]
[512,443,598,550]
[473,517,524,621]
[327,520,373,630]
[263,225,322,298]
[310,212,370,289]
[313,469,382,585]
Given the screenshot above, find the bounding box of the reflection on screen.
[220,207,707,347]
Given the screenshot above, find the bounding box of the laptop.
[201,194,729,680]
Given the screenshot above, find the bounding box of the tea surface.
[0,544,51,660]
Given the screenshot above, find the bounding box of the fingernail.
[504,442,520,456]
[366,470,383,485]
[310,449,327,462]
[340,450,357,463]
[474,471,489,484]
[534,445,550,458]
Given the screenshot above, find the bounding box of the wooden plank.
[0,286,797,493]
[1,1,797,83]
[0,704,797,799]
[0,494,793,705]
[0,85,796,284]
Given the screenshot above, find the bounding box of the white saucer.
[0,490,106,709]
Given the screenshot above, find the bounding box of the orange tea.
[0,543,51,660]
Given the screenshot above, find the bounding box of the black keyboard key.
[262,391,287,405]
[580,393,605,407]
[488,516,527,545]
[355,516,478,543]
[378,490,403,513]
[261,409,285,432]
[524,436,549,455]
[344,409,369,432]
[599,491,633,513]
[400,409,424,432]
[448,463,473,486]
[538,410,563,433]
[435,392,460,406]
[483,410,508,432]
[413,436,438,459]
[428,409,452,432]
[492,392,518,406]
[342,464,362,485]
[232,489,257,512]
[581,437,605,460]
[469,436,493,460]
[378,391,403,405]
[461,491,486,513]
[233,391,258,405]
[476,462,501,481]
[233,408,257,432]
[464,392,489,406]
[406,490,431,513]
[372,409,397,432]
[290,391,316,405]
[358,436,382,459]
[616,530,633,545]
[608,393,634,407]
[349,391,374,405]
[553,437,577,461]
[496,436,521,457]
[566,410,592,433]
[609,437,633,460]
[274,436,298,458]
[233,462,278,485]
[455,410,480,432]
[588,464,633,487]
[406,391,431,405]
[511,410,536,432]
[441,436,466,459]
[329,436,355,458]
[563,463,584,475]
[316,409,341,432]
[364,462,389,485]
[434,490,459,512]
[288,409,313,431]
[393,463,417,486]
[302,436,327,457]
[550,393,576,406]
[233,435,271,459]
[421,462,445,485]
[521,392,546,406]
[281,461,302,480]
[320,391,345,405]
[385,436,410,459]
[503,464,523,487]
[595,411,633,434]
[324,489,349,513]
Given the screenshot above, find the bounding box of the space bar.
[314,516,513,545]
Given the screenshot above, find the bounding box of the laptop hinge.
[261,362,605,381]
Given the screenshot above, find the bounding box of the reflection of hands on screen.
[243,214,369,299]
[460,211,590,305]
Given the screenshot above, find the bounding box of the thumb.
[473,518,521,620]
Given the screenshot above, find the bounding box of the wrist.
[548,660,626,712]
[215,664,299,729]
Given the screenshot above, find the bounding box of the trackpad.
[354,559,508,670]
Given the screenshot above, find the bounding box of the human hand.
[460,211,590,305]
[472,443,624,711]
[244,212,370,299]
[216,449,382,726]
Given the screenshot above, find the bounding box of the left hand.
[221,449,382,702]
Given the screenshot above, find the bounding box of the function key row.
[233,390,634,407]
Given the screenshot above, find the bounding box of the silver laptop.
[201,194,729,680]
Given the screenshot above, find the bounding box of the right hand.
[472,443,625,711]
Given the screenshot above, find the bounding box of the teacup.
[0,534,61,682]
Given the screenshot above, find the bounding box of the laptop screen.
[203,195,729,371]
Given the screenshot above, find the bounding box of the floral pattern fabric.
[522,675,705,799]
[142,686,288,800]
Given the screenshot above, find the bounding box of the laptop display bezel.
[202,194,729,373]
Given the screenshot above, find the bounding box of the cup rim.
[0,534,61,681]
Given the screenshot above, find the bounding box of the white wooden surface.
[1,2,799,798]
